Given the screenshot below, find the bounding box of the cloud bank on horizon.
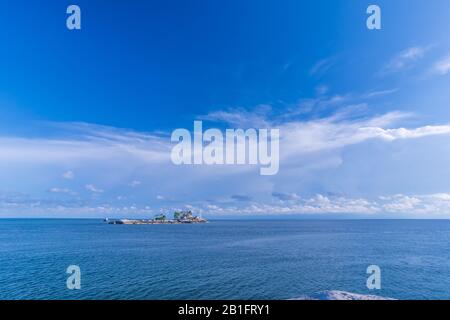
[2,98,450,218]
[1,0,450,218]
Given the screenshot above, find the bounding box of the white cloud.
[62,171,74,180]
[428,193,450,201]
[48,187,73,194]
[1,104,450,217]
[280,112,450,157]
[382,195,421,211]
[357,124,450,141]
[129,180,141,188]
[310,57,336,76]
[201,105,271,128]
[432,55,450,75]
[379,193,450,215]
[231,194,252,202]
[315,85,329,95]
[174,193,450,217]
[0,201,153,218]
[272,192,301,201]
[382,46,427,74]
[3,188,450,218]
[85,184,104,193]
[363,89,398,98]
[0,122,170,164]
[3,112,449,174]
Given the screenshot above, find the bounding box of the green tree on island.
[173,211,182,220]
[154,214,166,221]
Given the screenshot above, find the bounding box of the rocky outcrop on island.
[104,211,207,225]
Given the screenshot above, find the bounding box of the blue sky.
[1,0,450,218]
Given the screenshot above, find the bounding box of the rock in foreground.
[291,290,395,300]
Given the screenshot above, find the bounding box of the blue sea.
[0,219,449,300]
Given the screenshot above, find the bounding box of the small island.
[104,211,208,225]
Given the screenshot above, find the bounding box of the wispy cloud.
[1,101,450,217]
[280,112,450,156]
[0,123,170,164]
[48,187,74,195]
[431,55,450,75]
[310,57,336,76]
[381,46,427,74]
[363,88,398,98]
[128,180,141,188]
[85,184,104,193]
[231,194,252,202]
[200,105,271,128]
[281,89,396,120]
[272,192,301,201]
[62,171,74,180]
[315,85,329,95]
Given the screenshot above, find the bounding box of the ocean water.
[0,219,449,300]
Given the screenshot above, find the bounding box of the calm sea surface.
[0,219,449,300]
